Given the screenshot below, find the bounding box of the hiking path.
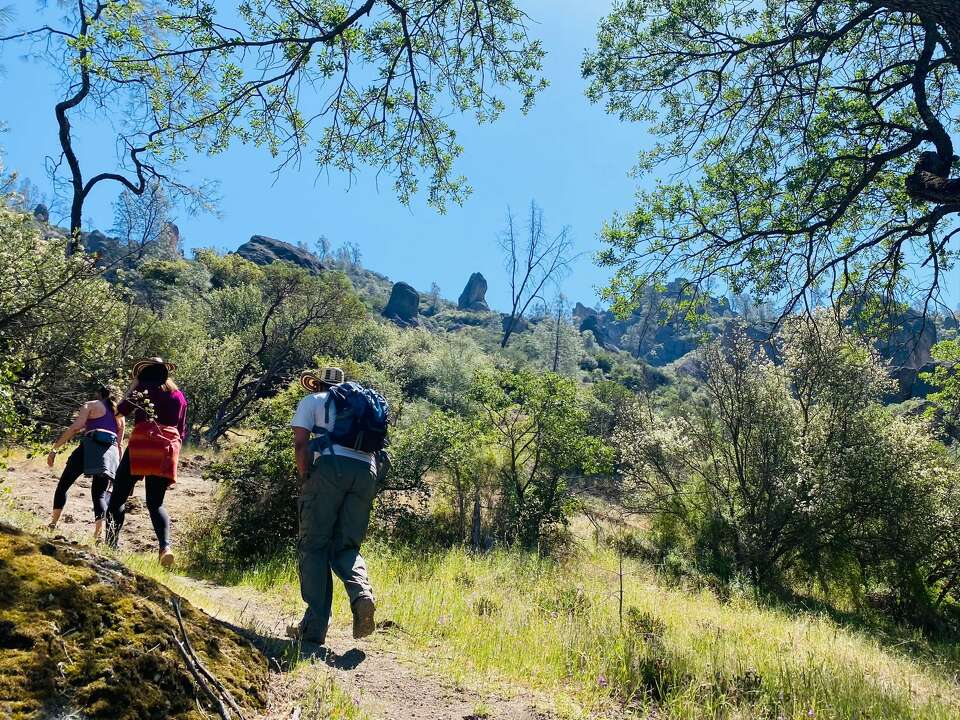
[1,458,550,720]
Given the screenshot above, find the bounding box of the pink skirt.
[128,423,181,484]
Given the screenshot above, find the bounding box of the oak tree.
[2,0,547,249]
[584,0,960,320]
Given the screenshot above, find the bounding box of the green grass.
[5,497,959,719]
[300,675,371,720]
[206,543,960,720]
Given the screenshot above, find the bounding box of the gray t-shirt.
[291,391,375,467]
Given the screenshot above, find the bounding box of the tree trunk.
[471,492,482,551]
[500,315,516,348]
[68,191,84,255]
[552,302,562,372]
[456,476,466,544]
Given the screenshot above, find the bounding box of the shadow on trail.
[208,614,369,673]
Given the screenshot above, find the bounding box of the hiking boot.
[352,597,376,640]
[159,548,175,568]
[286,619,325,646]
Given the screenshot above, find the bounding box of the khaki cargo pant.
[297,452,377,643]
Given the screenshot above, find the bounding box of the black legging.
[106,449,171,550]
[52,445,111,520]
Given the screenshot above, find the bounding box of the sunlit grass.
[205,543,960,720]
[4,497,959,719]
[300,674,371,720]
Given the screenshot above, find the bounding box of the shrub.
[536,585,591,618]
[615,312,960,629]
[183,426,300,568]
[0,207,131,432]
[471,368,612,548]
[472,595,501,616]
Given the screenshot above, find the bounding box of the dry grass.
[208,542,960,720]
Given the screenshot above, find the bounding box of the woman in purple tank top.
[47,385,125,542]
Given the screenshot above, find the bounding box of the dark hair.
[137,364,169,386]
[134,364,179,394]
[96,385,118,415]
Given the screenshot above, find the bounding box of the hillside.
[2,482,959,720]
[36,204,953,407]
[228,231,959,405]
[4,202,960,720]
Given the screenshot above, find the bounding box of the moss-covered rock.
[0,522,268,719]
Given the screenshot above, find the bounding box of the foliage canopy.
[585,0,960,319]
[1,0,547,240]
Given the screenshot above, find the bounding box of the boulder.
[234,235,324,274]
[877,310,937,370]
[382,282,420,327]
[0,522,269,720]
[33,204,49,223]
[580,313,611,349]
[502,314,529,335]
[458,272,490,312]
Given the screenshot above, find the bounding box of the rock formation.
[382,281,421,327]
[234,235,324,274]
[579,313,611,349]
[159,221,182,257]
[458,272,490,312]
[502,314,529,335]
[879,310,937,370]
[82,229,119,258]
[879,310,938,401]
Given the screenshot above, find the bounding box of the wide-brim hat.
[300,367,345,393]
[132,357,177,379]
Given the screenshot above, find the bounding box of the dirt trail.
[1,455,211,552]
[178,576,547,720]
[1,459,549,720]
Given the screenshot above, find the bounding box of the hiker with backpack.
[46,384,125,542]
[289,366,389,646]
[106,357,188,567]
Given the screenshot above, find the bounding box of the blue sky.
[1,2,957,313]
[0,1,639,312]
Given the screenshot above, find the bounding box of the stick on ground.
[173,598,249,720]
[172,632,232,720]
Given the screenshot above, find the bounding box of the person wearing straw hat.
[106,357,188,567]
[288,366,378,646]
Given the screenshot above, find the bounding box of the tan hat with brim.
[132,357,177,379]
[300,367,345,393]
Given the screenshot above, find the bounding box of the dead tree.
[500,201,573,348]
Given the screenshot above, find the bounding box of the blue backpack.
[316,382,390,453]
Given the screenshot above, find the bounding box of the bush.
[183,427,299,568]
[0,207,133,432]
[536,584,591,618]
[615,312,960,629]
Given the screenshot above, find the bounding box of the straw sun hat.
[300,367,345,393]
[132,357,177,379]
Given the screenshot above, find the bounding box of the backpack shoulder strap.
[324,391,335,425]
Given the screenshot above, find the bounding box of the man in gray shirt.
[289,367,377,645]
